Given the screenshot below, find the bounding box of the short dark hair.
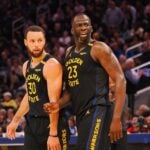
[24,25,45,39]
[71,13,91,25]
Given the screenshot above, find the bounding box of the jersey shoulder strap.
[25,60,31,76]
[65,45,75,58]
[40,53,52,65]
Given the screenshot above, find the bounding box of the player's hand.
[47,136,61,150]
[109,117,123,143]
[6,122,18,140]
[43,102,59,114]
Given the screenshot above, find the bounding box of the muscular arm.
[91,42,126,120]
[91,42,126,142]
[43,47,72,113]
[43,58,62,136]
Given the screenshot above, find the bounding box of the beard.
[27,48,44,58]
[78,34,91,44]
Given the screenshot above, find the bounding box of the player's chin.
[32,51,42,57]
[79,36,88,42]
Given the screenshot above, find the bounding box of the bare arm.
[91,42,126,142]
[43,47,72,113]
[43,89,71,113]
[59,90,71,109]
[43,58,62,136]
[6,61,29,139]
[91,42,126,119]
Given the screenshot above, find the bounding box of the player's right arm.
[6,61,29,140]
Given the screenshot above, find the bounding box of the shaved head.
[71,13,91,26]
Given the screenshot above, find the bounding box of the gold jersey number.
[27,82,36,94]
[67,65,78,79]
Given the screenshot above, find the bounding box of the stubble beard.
[27,48,44,58]
[78,34,91,44]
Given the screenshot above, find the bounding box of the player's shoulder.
[92,41,111,55]
[45,57,62,68]
[91,41,112,60]
[93,41,109,50]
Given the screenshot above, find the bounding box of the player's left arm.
[43,58,62,149]
[91,42,126,142]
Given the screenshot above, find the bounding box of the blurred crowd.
[0,0,150,136]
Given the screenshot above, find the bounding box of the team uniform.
[64,42,113,150]
[24,54,69,150]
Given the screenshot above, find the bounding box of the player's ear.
[71,28,74,35]
[91,26,93,33]
[24,39,27,46]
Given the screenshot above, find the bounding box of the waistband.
[28,115,49,118]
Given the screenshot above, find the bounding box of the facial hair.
[27,47,44,58]
[78,34,91,44]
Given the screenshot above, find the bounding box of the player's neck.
[75,38,91,52]
[31,51,47,63]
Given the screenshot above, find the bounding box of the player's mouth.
[80,34,87,38]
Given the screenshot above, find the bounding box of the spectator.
[103,0,124,29]
[127,116,140,134]
[68,116,78,136]
[0,92,17,110]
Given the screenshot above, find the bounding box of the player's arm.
[43,47,72,113]
[59,46,72,108]
[91,42,126,142]
[6,61,29,140]
[109,77,115,102]
[43,58,62,136]
[43,89,71,113]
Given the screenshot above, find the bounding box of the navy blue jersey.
[64,42,109,115]
[26,54,52,116]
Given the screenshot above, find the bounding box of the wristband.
[49,134,58,137]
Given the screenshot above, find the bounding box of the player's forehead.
[26,31,44,39]
[73,15,90,24]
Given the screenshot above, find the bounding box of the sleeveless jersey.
[64,42,109,115]
[26,54,52,116]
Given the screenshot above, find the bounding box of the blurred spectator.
[68,116,78,136]
[0,91,17,110]
[127,116,140,134]
[124,58,140,114]
[103,0,124,29]
[143,115,150,133]
[0,108,7,132]
[140,31,150,63]
[59,30,72,47]
[120,0,137,30]
[135,104,150,116]
[6,108,15,125]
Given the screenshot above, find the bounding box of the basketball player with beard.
[44,13,126,150]
[6,25,62,150]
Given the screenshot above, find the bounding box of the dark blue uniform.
[64,42,113,150]
[25,54,69,150]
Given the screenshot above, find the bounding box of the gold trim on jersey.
[88,42,94,46]
[41,60,46,64]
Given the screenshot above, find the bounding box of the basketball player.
[44,13,126,150]
[6,25,62,150]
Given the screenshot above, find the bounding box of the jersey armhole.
[65,46,75,58]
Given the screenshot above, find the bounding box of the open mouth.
[80,34,87,38]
